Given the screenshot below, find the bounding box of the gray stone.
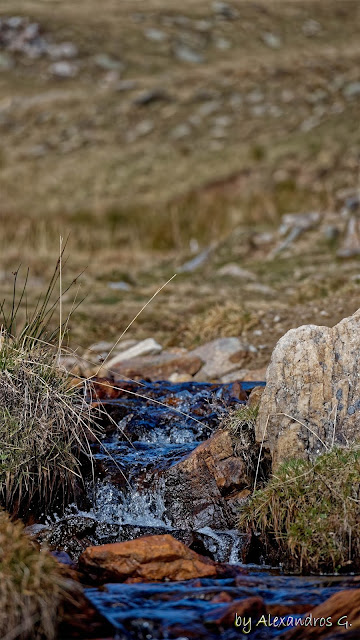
[246,89,264,104]
[215,37,231,50]
[256,309,360,467]
[94,53,124,71]
[302,19,322,37]
[48,42,78,60]
[337,216,360,258]
[116,79,138,92]
[217,263,257,280]
[191,337,254,381]
[212,2,238,19]
[173,44,204,64]
[261,32,281,49]
[133,89,170,106]
[197,101,220,117]
[178,246,214,272]
[194,20,212,33]
[126,120,154,141]
[212,115,232,127]
[343,82,360,100]
[144,28,168,42]
[108,281,132,291]
[0,52,14,70]
[100,338,163,376]
[49,61,79,78]
[171,123,191,139]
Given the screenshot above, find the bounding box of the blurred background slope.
[0,0,360,358]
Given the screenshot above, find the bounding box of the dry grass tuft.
[177,301,257,348]
[0,259,98,517]
[0,339,94,517]
[0,510,74,640]
[239,448,360,573]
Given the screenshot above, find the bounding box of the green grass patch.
[239,448,360,573]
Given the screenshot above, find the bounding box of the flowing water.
[57,380,357,639]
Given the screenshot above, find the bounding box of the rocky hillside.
[0,0,360,359]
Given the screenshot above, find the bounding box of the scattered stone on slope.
[270,211,322,257]
[173,43,204,64]
[337,216,360,258]
[255,308,360,467]
[99,338,163,376]
[217,264,257,280]
[191,337,255,381]
[49,61,79,78]
[108,351,203,381]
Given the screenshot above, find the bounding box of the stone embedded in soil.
[337,215,360,258]
[106,351,203,381]
[99,337,163,376]
[219,366,267,383]
[283,589,360,638]
[256,308,360,467]
[217,263,257,280]
[191,337,254,382]
[163,429,251,529]
[79,534,220,582]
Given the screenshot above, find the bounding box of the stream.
[46,380,358,639]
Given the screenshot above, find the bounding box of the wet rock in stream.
[29,379,360,639]
[38,380,263,564]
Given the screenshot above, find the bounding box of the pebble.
[212,115,232,127]
[133,89,170,106]
[261,32,282,49]
[246,89,264,104]
[171,123,192,139]
[144,28,168,42]
[217,264,257,280]
[197,101,220,117]
[229,93,242,109]
[215,38,231,50]
[0,52,14,69]
[126,119,154,141]
[48,42,78,60]
[108,281,132,291]
[211,127,227,139]
[173,44,204,64]
[116,79,138,92]
[49,61,79,78]
[302,19,322,37]
[212,2,238,20]
[343,82,360,100]
[194,20,212,33]
[94,54,124,71]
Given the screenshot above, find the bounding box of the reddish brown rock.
[284,589,360,638]
[205,596,266,627]
[211,591,233,604]
[163,429,250,530]
[266,603,314,617]
[108,352,203,381]
[79,534,219,583]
